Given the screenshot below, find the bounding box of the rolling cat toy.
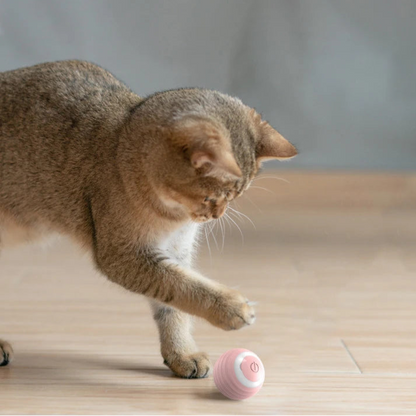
[213,349,265,400]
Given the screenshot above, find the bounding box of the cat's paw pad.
[164,352,211,379]
[0,340,14,367]
[211,289,256,331]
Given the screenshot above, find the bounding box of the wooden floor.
[1,171,416,414]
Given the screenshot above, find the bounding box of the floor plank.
[1,171,416,414]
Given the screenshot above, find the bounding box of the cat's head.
[129,89,297,223]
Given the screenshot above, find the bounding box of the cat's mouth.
[190,213,220,223]
[190,203,228,222]
[191,214,212,223]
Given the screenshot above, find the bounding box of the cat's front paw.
[163,352,211,379]
[208,288,256,331]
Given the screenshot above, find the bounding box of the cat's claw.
[209,289,256,331]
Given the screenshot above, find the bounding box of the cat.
[0,60,297,378]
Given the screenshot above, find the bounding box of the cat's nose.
[212,204,227,219]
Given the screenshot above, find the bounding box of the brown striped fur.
[0,60,296,377]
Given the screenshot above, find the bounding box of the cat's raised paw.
[164,352,211,379]
[0,340,14,367]
[209,289,256,331]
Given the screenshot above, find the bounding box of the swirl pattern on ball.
[213,349,265,400]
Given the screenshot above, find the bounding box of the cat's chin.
[190,214,215,223]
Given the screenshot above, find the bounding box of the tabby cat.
[0,61,296,378]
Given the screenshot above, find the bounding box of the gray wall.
[1,0,415,170]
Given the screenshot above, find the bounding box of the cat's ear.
[190,148,242,180]
[250,109,297,161]
[172,117,242,180]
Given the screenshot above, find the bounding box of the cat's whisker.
[227,206,256,230]
[222,216,228,245]
[241,193,263,214]
[224,212,244,244]
[227,212,243,227]
[248,185,276,195]
[209,220,219,250]
[232,199,243,211]
[253,175,290,184]
[247,301,258,306]
[226,214,233,232]
[207,219,216,237]
[226,209,243,224]
[227,205,244,219]
[218,216,226,252]
[222,213,233,233]
[204,221,212,239]
[230,200,245,220]
[227,210,249,232]
[203,224,212,261]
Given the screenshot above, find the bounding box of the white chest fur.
[157,222,200,267]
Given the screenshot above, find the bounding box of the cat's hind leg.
[150,300,211,379]
[0,339,14,366]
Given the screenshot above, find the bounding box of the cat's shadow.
[12,351,175,387]
[4,351,237,402]
[5,352,236,403]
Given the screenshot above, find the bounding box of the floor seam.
[340,338,363,374]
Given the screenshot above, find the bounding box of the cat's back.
[0,61,141,231]
[0,60,139,123]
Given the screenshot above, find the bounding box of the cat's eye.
[204,197,209,202]
[225,190,232,201]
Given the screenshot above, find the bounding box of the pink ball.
[213,349,265,400]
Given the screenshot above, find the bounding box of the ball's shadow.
[195,389,232,401]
